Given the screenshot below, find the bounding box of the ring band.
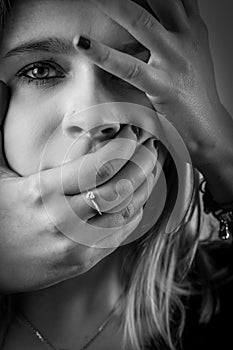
[86,191,102,216]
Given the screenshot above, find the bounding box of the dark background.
[199,0,233,115]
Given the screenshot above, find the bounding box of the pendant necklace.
[15,302,118,350]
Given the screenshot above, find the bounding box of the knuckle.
[125,63,142,80]
[121,202,135,221]
[115,179,133,198]
[97,48,111,65]
[95,160,115,182]
[24,175,43,205]
[132,9,154,30]
[63,246,99,274]
[49,236,78,267]
[43,215,60,237]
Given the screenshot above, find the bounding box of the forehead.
[1,0,151,53]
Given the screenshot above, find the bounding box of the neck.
[14,247,126,346]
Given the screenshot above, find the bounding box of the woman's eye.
[27,66,53,79]
[16,61,66,86]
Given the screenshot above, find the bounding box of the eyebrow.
[3,36,149,59]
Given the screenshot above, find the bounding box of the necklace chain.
[15,305,117,350]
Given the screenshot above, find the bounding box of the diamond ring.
[86,191,102,216]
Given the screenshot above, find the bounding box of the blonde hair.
[0,2,218,349]
[116,152,204,350]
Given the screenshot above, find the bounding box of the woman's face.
[0,0,155,175]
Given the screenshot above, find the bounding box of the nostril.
[66,125,83,138]
[68,126,82,133]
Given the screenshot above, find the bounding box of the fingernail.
[76,36,91,50]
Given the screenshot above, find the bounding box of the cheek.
[3,85,156,177]
[3,95,60,176]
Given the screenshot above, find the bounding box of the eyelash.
[14,51,149,89]
[16,60,66,87]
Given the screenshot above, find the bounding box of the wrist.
[192,105,233,204]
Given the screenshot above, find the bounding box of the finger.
[106,169,155,214]
[68,137,158,219]
[90,0,172,53]
[91,137,158,215]
[40,124,138,195]
[74,35,170,96]
[146,0,188,31]
[92,208,144,249]
[180,0,200,17]
[88,171,155,230]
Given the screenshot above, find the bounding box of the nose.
[61,61,124,143]
[62,108,121,143]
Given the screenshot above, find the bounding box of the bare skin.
[82,0,233,203]
[0,0,233,349]
[0,1,158,348]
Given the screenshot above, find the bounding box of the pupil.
[33,67,48,78]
